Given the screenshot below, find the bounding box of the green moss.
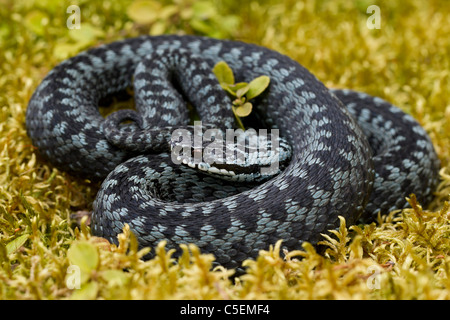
[0,0,449,299]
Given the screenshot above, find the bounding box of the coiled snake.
[26,35,440,268]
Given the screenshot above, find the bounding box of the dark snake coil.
[26,35,440,268]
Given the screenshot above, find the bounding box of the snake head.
[169,123,292,182]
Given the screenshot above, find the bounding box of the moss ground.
[0,0,449,299]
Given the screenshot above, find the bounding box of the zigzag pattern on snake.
[26,35,440,268]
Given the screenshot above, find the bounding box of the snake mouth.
[169,121,293,181]
[171,139,292,181]
[175,153,260,176]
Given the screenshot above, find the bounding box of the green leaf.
[67,241,99,273]
[213,61,234,85]
[236,85,250,98]
[101,270,130,287]
[160,5,179,19]
[192,1,217,18]
[232,82,249,91]
[68,23,105,44]
[246,75,270,100]
[149,21,166,36]
[70,281,99,300]
[6,234,29,255]
[233,102,253,117]
[53,42,86,60]
[221,82,249,97]
[24,10,48,36]
[190,18,215,35]
[219,15,241,34]
[127,0,162,25]
[220,83,237,96]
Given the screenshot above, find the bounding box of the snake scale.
[26,35,440,268]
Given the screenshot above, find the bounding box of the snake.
[26,35,440,269]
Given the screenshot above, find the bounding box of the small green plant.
[213,61,270,130]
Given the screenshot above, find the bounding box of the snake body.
[26,35,440,268]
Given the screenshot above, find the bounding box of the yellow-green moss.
[0,0,449,299]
